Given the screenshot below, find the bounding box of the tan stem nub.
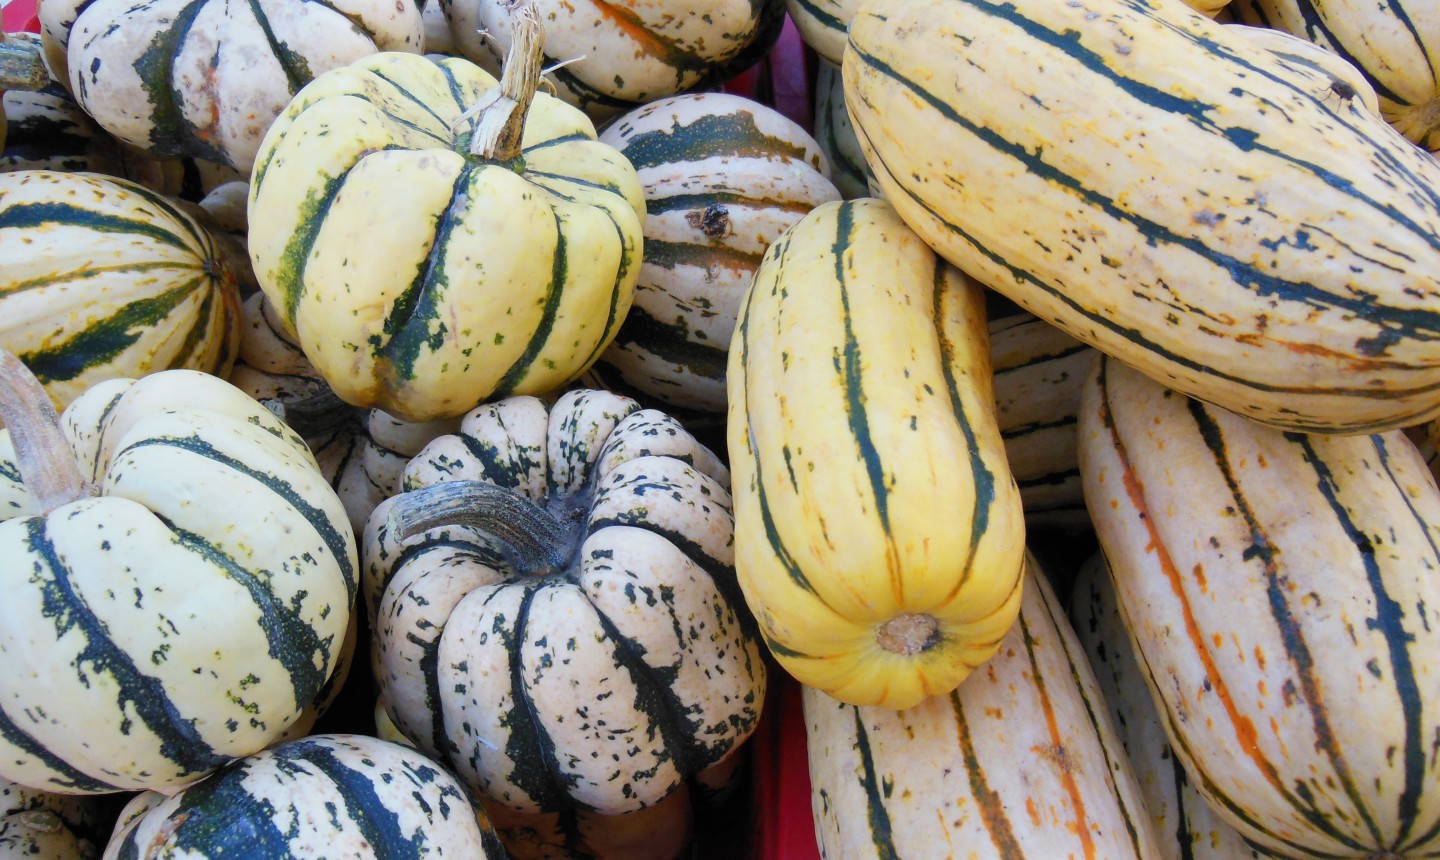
[386,479,569,569]
[876,613,940,656]
[0,35,48,92]
[468,4,546,161]
[0,350,93,515]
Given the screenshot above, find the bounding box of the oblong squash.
[1079,355,1440,858]
[727,197,1025,710]
[844,0,1440,434]
[805,554,1160,859]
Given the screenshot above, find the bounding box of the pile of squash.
[0,0,1437,856]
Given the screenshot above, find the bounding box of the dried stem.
[467,5,546,162]
[0,349,93,514]
[386,479,569,570]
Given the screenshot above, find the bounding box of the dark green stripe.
[644,238,763,272]
[163,520,335,710]
[369,68,458,139]
[849,705,900,860]
[0,698,120,792]
[491,209,570,399]
[265,167,346,323]
[147,756,292,856]
[0,261,199,297]
[1015,468,1081,490]
[933,260,997,599]
[457,432,535,491]
[118,0,227,162]
[788,0,846,37]
[616,111,813,171]
[1001,416,1078,440]
[280,739,436,858]
[1184,397,1380,850]
[501,581,575,811]
[20,276,209,384]
[121,434,357,601]
[25,517,229,776]
[952,692,1026,857]
[1281,0,1413,106]
[0,200,193,253]
[642,191,817,216]
[244,0,313,93]
[609,304,729,383]
[992,342,1093,374]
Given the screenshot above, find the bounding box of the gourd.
[0,776,104,859]
[229,293,460,534]
[1079,354,1440,857]
[1232,0,1440,151]
[0,170,243,411]
[0,33,47,155]
[441,0,785,119]
[812,61,873,201]
[1069,554,1261,860]
[0,350,356,795]
[805,553,1160,859]
[365,388,765,818]
[594,92,839,414]
[248,17,645,422]
[990,310,1096,531]
[727,198,1026,710]
[844,0,1440,434]
[46,0,424,172]
[103,734,505,859]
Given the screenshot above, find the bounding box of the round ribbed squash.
[364,388,765,817]
[104,734,505,859]
[594,92,838,414]
[47,0,423,172]
[0,170,242,411]
[0,353,356,795]
[442,0,784,118]
[728,198,1026,710]
[229,293,460,534]
[248,27,645,422]
[0,776,104,859]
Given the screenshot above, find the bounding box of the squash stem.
[0,35,46,92]
[467,4,545,163]
[263,385,362,439]
[386,479,570,570]
[0,349,94,514]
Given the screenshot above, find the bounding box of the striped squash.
[1078,354,1440,858]
[727,197,1026,710]
[52,0,423,172]
[0,357,356,795]
[785,0,859,65]
[844,0,1440,434]
[594,92,839,414]
[991,310,1096,531]
[442,0,784,119]
[806,553,1160,859]
[1232,0,1440,152]
[813,61,873,200]
[1227,23,1381,114]
[229,293,460,534]
[0,170,242,411]
[0,777,104,859]
[364,388,764,816]
[104,734,505,859]
[1069,554,1262,860]
[248,48,645,422]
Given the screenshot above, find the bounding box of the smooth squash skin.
[844,0,1440,435]
[727,198,1025,710]
[1079,355,1440,858]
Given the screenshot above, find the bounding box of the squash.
[785,0,859,66]
[594,92,839,414]
[728,197,1025,710]
[805,553,1160,859]
[0,350,356,795]
[1079,354,1440,857]
[844,0,1440,434]
[103,734,505,859]
[229,293,460,534]
[0,170,243,411]
[248,19,645,422]
[990,310,1096,531]
[47,0,423,172]
[1232,0,1440,152]
[1069,553,1262,860]
[812,61,874,201]
[0,776,104,859]
[441,0,785,119]
[364,387,765,817]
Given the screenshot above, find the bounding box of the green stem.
[386,479,570,570]
[0,349,93,514]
